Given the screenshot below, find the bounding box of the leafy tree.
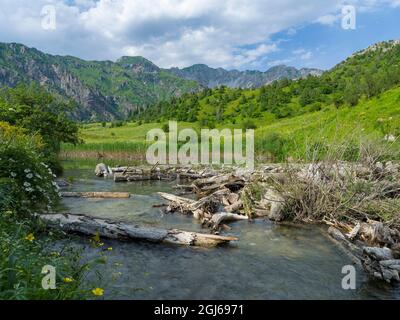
[0,84,79,154]
[343,83,360,107]
[0,84,79,172]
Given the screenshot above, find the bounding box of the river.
[57,168,400,299]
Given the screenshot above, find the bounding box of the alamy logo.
[342,5,356,30]
[341,265,356,290]
[41,4,56,30]
[41,265,56,290]
[146,121,254,170]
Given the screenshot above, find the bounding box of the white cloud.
[300,51,313,60]
[0,0,395,69]
[316,14,341,25]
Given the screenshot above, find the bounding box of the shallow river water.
[58,168,400,299]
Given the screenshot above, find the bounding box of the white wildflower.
[24,169,31,173]
[23,182,31,187]
[26,173,33,179]
[10,172,17,178]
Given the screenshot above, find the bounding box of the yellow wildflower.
[25,233,35,242]
[63,277,74,283]
[107,247,113,251]
[92,288,104,296]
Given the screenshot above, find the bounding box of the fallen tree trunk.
[210,212,248,229]
[224,200,243,213]
[192,174,245,196]
[41,213,238,247]
[61,192,131,199]
[157,192,196,206]
[158,191,230,221]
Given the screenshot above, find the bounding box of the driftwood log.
[192,174,245,196]
[61,192,131,199]
[110,166,219,182]
[210,213,249,229]
[158,191,249,230]
[41,213,238,247]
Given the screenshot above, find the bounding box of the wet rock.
[56,179,70,188]
[328,226,347,242]
[391,243,400,259]
[362,247,400,283]
[379,259,400,270]
[262,189,285,222]
[95,163,108,177]
[363,247,393,261]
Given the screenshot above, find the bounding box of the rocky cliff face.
[0,43,200,121]
[168,64,323,88]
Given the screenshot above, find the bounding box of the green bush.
[0,122,59,217]
[0,122,106,300]
[0,84,79,173]
[0,214,92,300]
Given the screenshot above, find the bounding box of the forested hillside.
[138,40,400,130]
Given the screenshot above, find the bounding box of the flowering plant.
[0,122,59,216]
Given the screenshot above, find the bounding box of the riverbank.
[88,159,400,283]
[54,167,400,299]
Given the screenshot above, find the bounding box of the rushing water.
[58,168,400,300]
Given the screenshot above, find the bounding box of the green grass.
[61,87,400,163]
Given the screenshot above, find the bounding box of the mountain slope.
[0,42,324,121]
[140,40,400,129]
[168,64,323,88]
[0,43,201,121]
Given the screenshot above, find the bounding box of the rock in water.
[391,243,400,259]
[95,163,108,177]
[363,247,393,261]
[362,246,400,283]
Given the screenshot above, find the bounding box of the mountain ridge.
[168,64,323,88]
[0,42,323,121]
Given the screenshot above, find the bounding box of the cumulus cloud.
[0,0,395,69]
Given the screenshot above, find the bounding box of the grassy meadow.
[61,86,400,164]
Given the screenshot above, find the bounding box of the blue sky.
[264,5,400,70]
[0,0,399,71]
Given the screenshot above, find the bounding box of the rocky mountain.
[0,42,323,121]
[168,64,323,88]
[0,43,201,121]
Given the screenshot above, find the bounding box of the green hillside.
[138,40,400,129]
[61,40,400,162]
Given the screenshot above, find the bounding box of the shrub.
[0,214,93,300]
[0,122,59,217]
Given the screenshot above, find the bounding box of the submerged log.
[61,192,131,199]
[41,213,238,247]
